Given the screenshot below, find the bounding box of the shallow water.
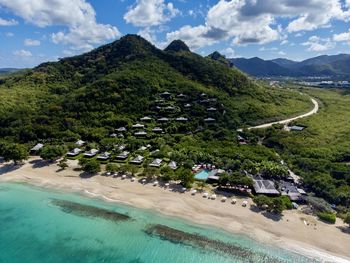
[0,183,317,263]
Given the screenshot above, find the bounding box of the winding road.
[239,97,319,131]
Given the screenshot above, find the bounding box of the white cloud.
[0,0,120,50]
[13,49,32,57]
[166,0,350,49]
[124,0,180,27]
[0,17,18,26]
[221,47,236,58]
[302,36,335,52]
[333,30,350,42]
[278,51,286,56]
[259,47,278,51]
[5,32,14,37]
[24,38,41,46]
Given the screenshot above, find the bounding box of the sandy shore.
[0,158,349,263]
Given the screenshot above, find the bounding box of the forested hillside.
[0,35,310,144]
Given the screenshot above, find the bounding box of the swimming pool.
[194,170,210,180]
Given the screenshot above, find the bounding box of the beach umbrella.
[165,183,170,187]
[221,197,227,202]
[203,192,209,198]
[191,189,197,195]
[141,178,146,184]
[242,201,248,207]
[211,194,217,200]
[131,177,136,182]
[182,187,187,192]
[231,199,237,204]
[153,181,159,186]
[106,172,111,176]
[122,174,127,179]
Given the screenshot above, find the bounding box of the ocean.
[0,183,318,263]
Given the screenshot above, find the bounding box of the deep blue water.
[0,183,317,263]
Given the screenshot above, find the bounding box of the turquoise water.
[0,183,317,263]
[195,169,210,180]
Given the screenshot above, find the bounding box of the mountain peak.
[164,40,190,52]
[208,51,230,67]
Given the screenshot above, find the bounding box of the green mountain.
[0,34,309,144]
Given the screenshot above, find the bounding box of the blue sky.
[1,0,350,68]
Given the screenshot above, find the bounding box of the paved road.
[239,97,319,131]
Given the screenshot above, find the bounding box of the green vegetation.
[253,195,292,214]
[317,212,336,224]
[344,214,350,227]
[40,145,66,161]
[0,142,28,164]
[58,157,68,170]
[79,158,101,174]
[218,172,253,187]
[259,87,350,210]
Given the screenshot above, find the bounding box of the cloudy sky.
[1,0,350,68]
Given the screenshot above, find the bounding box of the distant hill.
[230,54,350,77]
[0,68,21,75]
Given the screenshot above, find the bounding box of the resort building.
[67,148,82,157]
[280,181,307,202]
[176,117,188,122]
[132,124,145,129]
[149,158,163,168]
[184,103,192,109]
[207,169,226,182]
[110,133,117,138]
[237,135,247,145]
[116,151,130,160]
[160,91,171,98]
[117,144,126,151]
[177,93,187,99]
[30,143,44,153]
[158,117,170,123]
[168,161,178,170]
[97,152,111,161]
[116,127,127,132]
[134,131,147,137]
[84,149,99,158]
[164,106,175,112]
[152,127,163,133]
[75,140,85,147]
[204,118,216,123]
[138,146,147,151]
[207,107,217,112]
[140,116,152,122]
[252,179,280,196]
[130,155,144,164]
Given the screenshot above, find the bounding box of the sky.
[1,0,350,68]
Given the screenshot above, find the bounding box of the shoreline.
[1,158,349,263]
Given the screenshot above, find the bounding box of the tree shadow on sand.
[261,211,283,222]
[79,172,97,179]
[0,163,22,175]
[337,226,350,234]
[29,159,54,169]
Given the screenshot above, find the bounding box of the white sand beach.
[0,158,349,263]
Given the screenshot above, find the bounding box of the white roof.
[85,149,98,155]
[150,158,163,166]
[132,124,145,128]
[75,140,85,146]
[31,143,44,151]
[131,155,144,163]
[168,161,177,169]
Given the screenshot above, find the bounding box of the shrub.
[317,212,336,224]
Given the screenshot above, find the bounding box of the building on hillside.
[207,169,226,182]
[177,93,187,99]
[158,117,170,123]
[176,117,188,122]
[134,131,147,137]
[237,135,247,145]
[168,161,178,170]
[152,127,163,133]
[75,140,85,147]
[140,116,152,122]
[207,107,217,112]
[252,179,280,196]
[132,124,145,129]
[149,158,163,168]
[204,118,216,123]
[116,127,127,132]
[160,92,171,98]
[279,181,307,202]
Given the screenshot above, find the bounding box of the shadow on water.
[144,224,292,263]
[51,199,131,222]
